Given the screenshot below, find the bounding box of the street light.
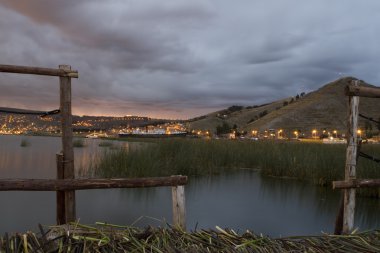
[357,129,362,138]
[333,130,337,138]
[277,129,283,139]
[294,130,299,139]
[312,129,317,139]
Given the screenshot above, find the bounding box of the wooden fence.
[0,64,187,229]
[333,80,380,234]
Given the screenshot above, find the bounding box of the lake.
[0,135,379,236]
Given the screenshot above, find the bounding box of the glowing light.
[312,129,317,139]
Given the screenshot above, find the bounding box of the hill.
[187,99,289,132]
[188,77,380,138]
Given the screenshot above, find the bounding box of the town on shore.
[1,77,380,143]
[1,111,380,144]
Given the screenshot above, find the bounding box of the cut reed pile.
[1,223,380,252]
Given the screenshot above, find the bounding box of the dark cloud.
[0,0,380,119]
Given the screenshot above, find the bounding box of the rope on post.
[355,114,380,164]
[359,114,380,124]
[359,152,380,164]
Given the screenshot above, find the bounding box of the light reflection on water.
[0,135,379,236]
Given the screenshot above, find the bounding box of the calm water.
[0,135,379,236]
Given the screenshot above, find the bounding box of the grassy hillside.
[187,98,290,133]
[188,77,380,137]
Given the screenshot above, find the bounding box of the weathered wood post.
[59,65,76,222]
[342,80,359,234]
[56,153,65,224]
[172,183,186,229]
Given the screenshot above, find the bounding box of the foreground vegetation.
[94,139,380,187]
[2,223,380,252]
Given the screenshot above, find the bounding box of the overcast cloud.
[0,0,379,119]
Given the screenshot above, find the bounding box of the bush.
[259,110,268,118]
[227,105,244,112]
[216,122,232,135]
[20,139,30,147]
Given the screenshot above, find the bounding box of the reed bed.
[1,223,380,252]
[73,138,86,148]
[98,141,113,147]
[93,139,380,186]
[20,139,30,147]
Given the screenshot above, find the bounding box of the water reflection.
[0,135,132,179]
[0,135,379,236]
[258,174,340,235]
[76,188,172,228]
[355,197,380,229]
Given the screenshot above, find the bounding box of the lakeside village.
[1,113,380,144]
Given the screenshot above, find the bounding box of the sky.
[0,1,379,119]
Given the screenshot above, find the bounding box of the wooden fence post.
[172,184,186,229]
[59,65,76,222]
[56,153,65,224]
[342,80,359,234]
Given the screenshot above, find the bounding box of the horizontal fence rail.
[0,176,188,191]
[0,64,78,78]
[333,179,380,189]
[346,85,380,98]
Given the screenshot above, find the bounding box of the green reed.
[93,139,380,188]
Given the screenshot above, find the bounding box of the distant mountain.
[188,77,380,137]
